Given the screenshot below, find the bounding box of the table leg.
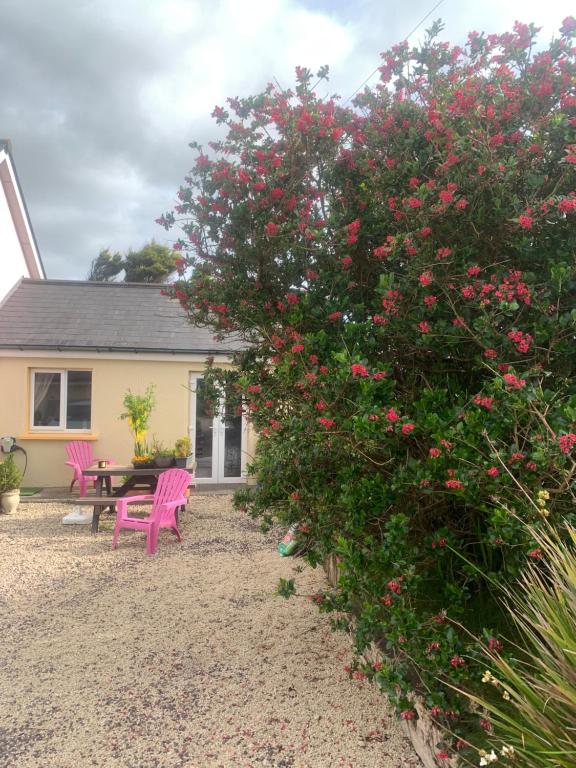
[92,475,103,534]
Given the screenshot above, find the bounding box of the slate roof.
[0,279,242,354]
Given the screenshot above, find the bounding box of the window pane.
[33,373,61,427]
[66,371,92,429]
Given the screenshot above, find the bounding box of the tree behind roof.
[87,242,177,283]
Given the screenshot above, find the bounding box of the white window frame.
[30,368,93,432]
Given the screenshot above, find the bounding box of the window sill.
[18,432,99,441]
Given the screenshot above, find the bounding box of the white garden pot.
[1,489,20,514]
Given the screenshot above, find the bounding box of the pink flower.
[340,256,353,269]
[488,637,503,653]
[518,215,533,230]
[386,408,400,423]
[328,311,343,321]
[402,423,415,435]
[270,187,284,201]
[247,384,261,394]
[317,417,335,430]
[286,292,299,305]
[474,395,494,410]
[373,245,390,259]
[450,655,465,668]
[372,371,386,380]
[400,710,417,721]
[265,222,279,236]
[436,247,452,260]
[351,364,369,378]
[419,321,430,334]
[424,295,437,308]
[487,467,499,477]
[419,271,433,287]
[503,373,526,389]
[439,190,453,204]
[467,265,481,277]
[436,751,451,760]
[559,433,576,455]
[290,491,300,501]
[445,479,464,490]
[407,197,422,208]
[419,226,432,237]
[483,348,498,359]
[528,548,542,559]
[291,344,305,353]
[429,448,442,458]
[455,198,468,209]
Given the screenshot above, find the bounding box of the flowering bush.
[161,19,576,758]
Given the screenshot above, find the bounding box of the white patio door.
[189,374,246,484]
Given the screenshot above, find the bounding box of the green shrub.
[0,454,22,493]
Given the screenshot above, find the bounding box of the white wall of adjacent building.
[0,178,29,301]
[0,147,44,302]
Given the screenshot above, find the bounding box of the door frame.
[188,372,248,484]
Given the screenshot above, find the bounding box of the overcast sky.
[1,0,573,279]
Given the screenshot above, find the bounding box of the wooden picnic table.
[81,463,195,534]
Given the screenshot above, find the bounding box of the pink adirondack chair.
[112,468,192,555]
[65,441,97,495]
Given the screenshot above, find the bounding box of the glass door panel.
[222,402,242,478]
[194,379,215,479]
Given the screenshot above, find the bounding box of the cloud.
[0,0,573,278]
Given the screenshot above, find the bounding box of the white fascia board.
[0,349,234,364]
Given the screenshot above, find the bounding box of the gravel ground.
[0,496,418,768]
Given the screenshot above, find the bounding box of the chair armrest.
[121,494,155,504]
[161,498,187,511]
[65,461,78,468]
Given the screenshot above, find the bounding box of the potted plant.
[174,437,192,468]
[130,442,154,469]
[0,453,23,514]
[151,440,175,468]
[120,385,156,461]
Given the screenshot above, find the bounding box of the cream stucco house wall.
[0,140,45,301]
[0,280,255,488]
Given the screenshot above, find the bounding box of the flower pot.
[174,457,187,468]
[132,460,154,469]
[1,489,20,514]
[154,456,175,468]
